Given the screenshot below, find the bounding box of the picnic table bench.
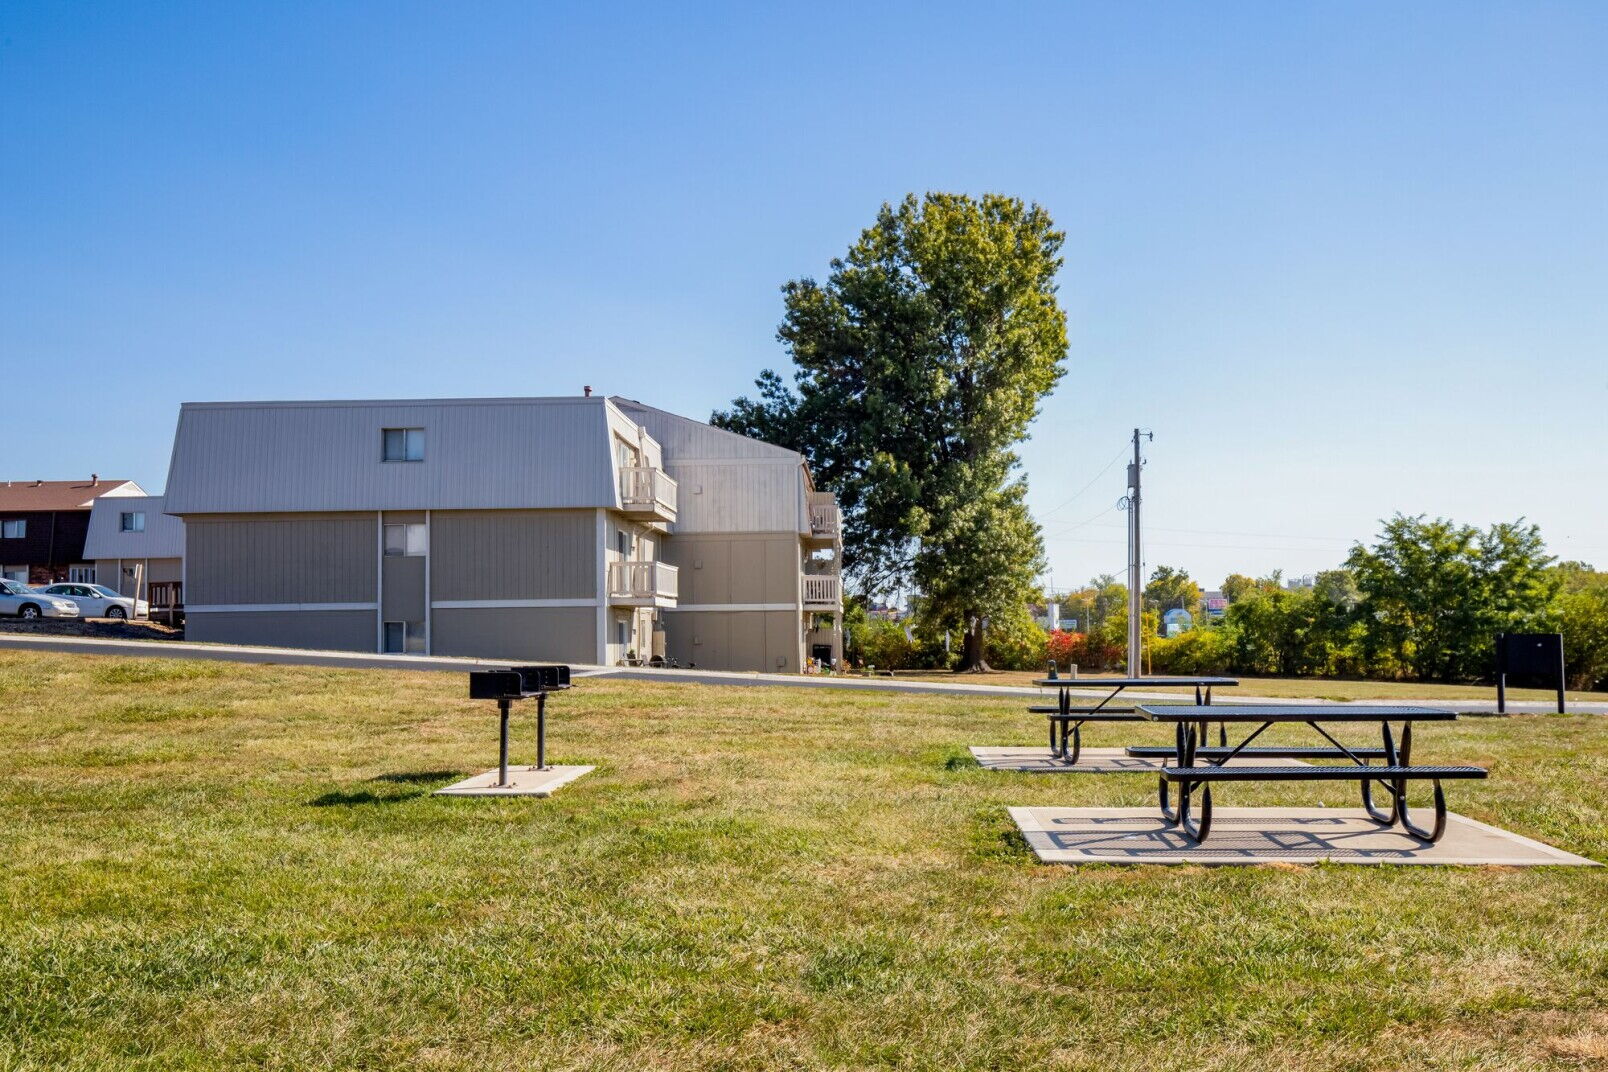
[1134,704,1488,844]
[1032,676,1239,764]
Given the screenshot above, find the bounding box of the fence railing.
[608,560,679,600]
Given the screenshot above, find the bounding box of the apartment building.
[612,398,843,672]
[84,494,185,597]
[0,477,146,585]
[162,395,841,670]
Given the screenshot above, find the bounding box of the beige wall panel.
[664,609,799,672]
[431,606,598,664]
[662,532,801,606]
[382,556,426,620]
[186,515,376,605]
[431,510,596,601]
[187,610,375,651]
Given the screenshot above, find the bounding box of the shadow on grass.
[308,770,464,807]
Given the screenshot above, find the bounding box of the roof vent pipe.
[583,385,592,397]
[91,473,98,485]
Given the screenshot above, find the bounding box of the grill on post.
[468,664,572,788]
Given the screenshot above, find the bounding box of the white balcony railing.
[808,501,840,538]
[619,466,678,521]
[803,575,841,605]
[608,560,679,602]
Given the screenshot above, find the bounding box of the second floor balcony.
[619,466,677,523]
[608,559,679,607]
[803,574,841,607]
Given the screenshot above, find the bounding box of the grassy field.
[1,650,1605,1071]
[890,669,1608,704]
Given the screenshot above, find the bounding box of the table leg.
[1178,721,1213,842]
[1159,721,1186,823]
[1360,720,1397,824]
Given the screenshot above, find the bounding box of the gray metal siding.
[186,514,376,605]
[381,555,426,621]
[187,610,375,651]
[83,495,186,560]
[430,510,598,601]
[666,461,806,534]
[165,398,626,514]
[431,606,598,664]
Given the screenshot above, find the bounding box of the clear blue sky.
[4,2,1605,589]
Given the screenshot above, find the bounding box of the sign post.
[1495,633,1566,714]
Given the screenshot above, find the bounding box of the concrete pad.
[970,746,1309,773]
[434,765,594,797]
[1010,807,1599,866]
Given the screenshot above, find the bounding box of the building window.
[384,621,426,654]
[382,427,425,462]
[68,566,96,583]
[616,620,629,649]
[383,523,427,556]
[120,511,146,532]
[1,520,24,539]
[616,529,630,556]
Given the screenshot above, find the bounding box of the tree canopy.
[714,192,1069,670]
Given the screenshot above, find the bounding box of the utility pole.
[1125,428,1152,677]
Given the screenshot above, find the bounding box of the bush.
[1150,626,1234,675]
[984,609,1048,671]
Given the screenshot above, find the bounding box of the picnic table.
[1132,704,1488,844]
[1031,676,1240,765]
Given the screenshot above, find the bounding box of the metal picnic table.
[1133,704,1488,844]
[1030,676,1240,764]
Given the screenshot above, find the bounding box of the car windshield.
[0,581,26,596]
[90,586,119,597]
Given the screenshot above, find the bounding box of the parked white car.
[0,579,81,619]
[38,583,148,619]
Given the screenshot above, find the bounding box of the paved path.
[0,633,1599,713]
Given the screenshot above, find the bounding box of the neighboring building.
[163,395,842,670]
[83,494,185,597]
[0,477,146,585]
[612,398,844,671]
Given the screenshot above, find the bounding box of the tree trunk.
[955,615,992,673]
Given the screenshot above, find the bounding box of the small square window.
[1,520,25,539]
[382,427,425,462]
[120,512,146,532]
[384,523,427,556]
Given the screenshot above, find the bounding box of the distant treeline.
[844,514,1608,690]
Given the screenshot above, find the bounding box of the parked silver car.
[39,583,148,619]
[0,579,81,620]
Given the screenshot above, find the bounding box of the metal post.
[1495,632,1507,715]
[1126,428,1149,678]
[535,691,548,770]
[497,697,511,787]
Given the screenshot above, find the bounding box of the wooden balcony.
[608,560,679,607]
[806,494,840,543]
[802,574,841,607]
[619,466,677,523]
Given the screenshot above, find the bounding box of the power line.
[1037,448,1127,520]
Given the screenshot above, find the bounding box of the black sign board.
[1495,633,1566,714]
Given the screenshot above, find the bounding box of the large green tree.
[714,192,1068,670]
[1346,515,1557,681]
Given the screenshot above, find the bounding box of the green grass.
[1,650,1606,1071]
[893,669,1608,704]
